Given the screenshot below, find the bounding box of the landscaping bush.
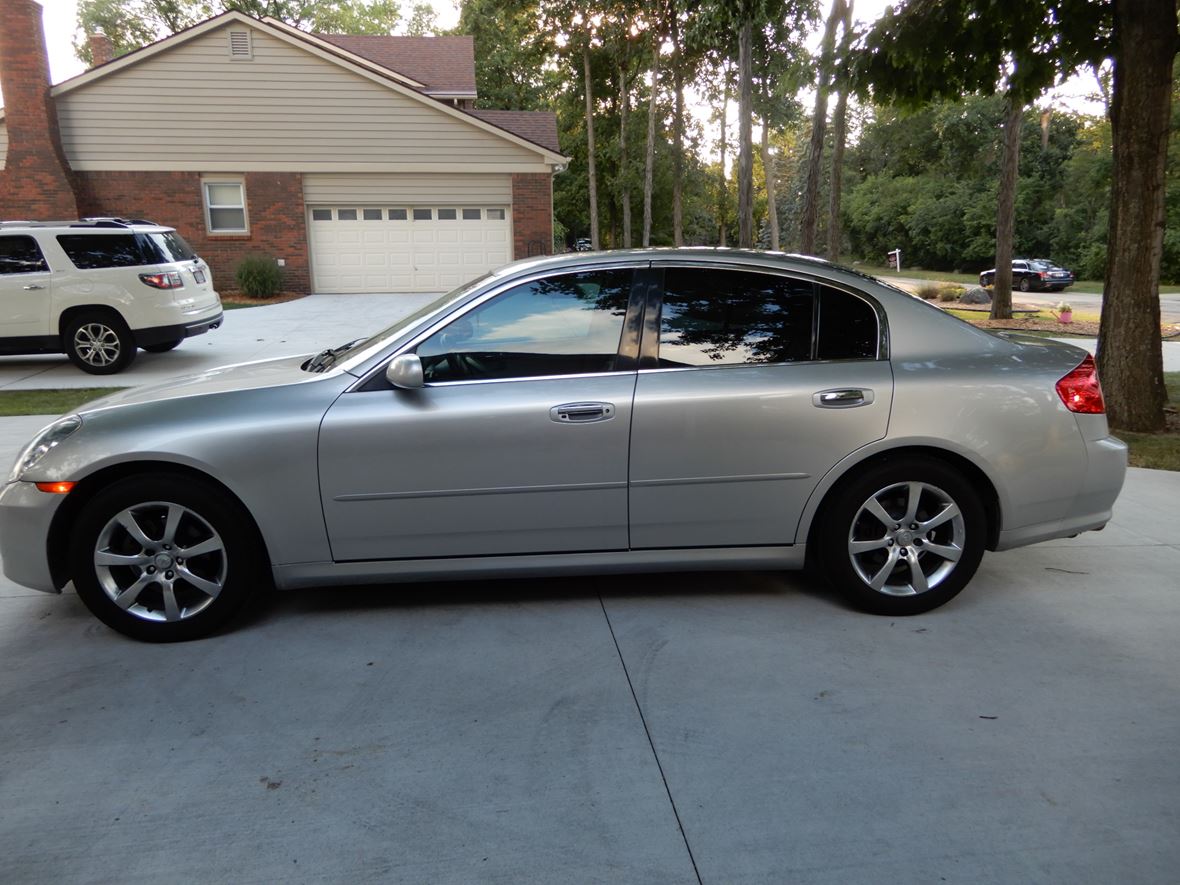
[235,255,283,298]
[916,283,942,300]
[937,285,963,302]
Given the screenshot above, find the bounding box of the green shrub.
[916,283,942,300]
[235,255,283,298]
[937,286,961,302]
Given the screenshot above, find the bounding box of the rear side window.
[816,286,878,360]
[148,232,196,262]
[56,234,158,270]
[0,236,49,274]
[657,268,814,367]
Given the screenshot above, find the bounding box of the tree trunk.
[762,119,779,251]
[1097,0,1175,432]
[619,61,632,249]
[827,85,848,261]
[800,0,844,255]
[642,50,658,247]
[738,19,754,248]
[583,44,599,250]
[718,71,729,247]
[826,0,853,262]
[990,96,1023,321]
[671,11,684,246]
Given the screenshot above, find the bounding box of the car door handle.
[23,284,46,291]
[550,402,615,423]
[813,388,874,408]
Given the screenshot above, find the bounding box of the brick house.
[0,1,566,294]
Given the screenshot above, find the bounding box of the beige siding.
[303,172,511,205]
[54,25,547,172]
[0,122,7,171]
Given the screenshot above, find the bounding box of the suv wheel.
[65,312,136,374]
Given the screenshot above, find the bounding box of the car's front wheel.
[64,312,136,374]
[818,458,986,615]
[69,474,266,641]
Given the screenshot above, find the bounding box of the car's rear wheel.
[64,312,136,374]
[818,458,986,615]
[1019,276,1031,292]
[142,338,183,353]
[69,475,265,641]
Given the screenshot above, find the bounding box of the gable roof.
[36,11,565,165]
[315,35,476,97]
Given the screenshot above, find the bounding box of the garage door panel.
[310,204,512,293]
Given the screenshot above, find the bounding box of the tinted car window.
[816,285,878,360]
[149,232,197,262]
[417,269,632,382]
[56,234,157,270]
[0,236,49,275]
[657,268,814,367]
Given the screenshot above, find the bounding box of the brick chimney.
[89,31,114,67]
[0,0,80,219]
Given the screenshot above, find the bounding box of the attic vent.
[228,30,252,59]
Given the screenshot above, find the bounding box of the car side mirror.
[385,353,424,389]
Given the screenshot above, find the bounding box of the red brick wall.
[511,173,552,260]
[0,0,79,219]
[74,171,311,294]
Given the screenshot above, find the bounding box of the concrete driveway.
[0,409,1177,883]
[0,293,441,390]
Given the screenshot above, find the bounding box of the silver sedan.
[0,250,1127,641]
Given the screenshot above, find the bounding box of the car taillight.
[1056,354,1106,414]
[139,272,183,289]
[1039,272,1047,279]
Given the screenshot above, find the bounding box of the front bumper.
[0,481,65,593]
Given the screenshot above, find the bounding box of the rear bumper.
[134,311,223,347]
[0,481,64,593]
[995,435,1128,551]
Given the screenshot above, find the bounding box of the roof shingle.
[315,34,476,94]
[466,109,561,154]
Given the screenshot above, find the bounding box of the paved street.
[1,403,1178,882]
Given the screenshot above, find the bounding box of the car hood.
[75,355,329,415]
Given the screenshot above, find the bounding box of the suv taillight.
[1056,354,1106,414]
[139,272,183,289]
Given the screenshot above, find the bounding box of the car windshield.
[301,274,493,373]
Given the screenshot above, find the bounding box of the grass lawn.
[0,388,124,417]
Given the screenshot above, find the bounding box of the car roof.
[0,218,173,233]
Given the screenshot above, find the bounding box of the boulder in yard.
[960,285,992,305]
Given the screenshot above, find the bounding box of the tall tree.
[642,40,659,246]
[826,0,854,261]
[799,0,847,255]
[1097,0,1177,431]
[738,18,755,247]
[457,0,554,110]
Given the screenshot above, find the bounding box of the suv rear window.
[55,232,195,270]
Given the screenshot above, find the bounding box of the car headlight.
[7,415,82,483]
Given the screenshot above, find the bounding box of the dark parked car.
[979,259,1073,292]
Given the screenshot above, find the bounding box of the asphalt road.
[1,411,1178,884]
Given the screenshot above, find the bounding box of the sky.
[21,0,1104,119]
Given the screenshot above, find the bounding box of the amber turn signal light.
[35,481,76,494]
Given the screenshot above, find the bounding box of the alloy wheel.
[73,323,122,368]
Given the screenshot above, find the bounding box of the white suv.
[0,218,223,374]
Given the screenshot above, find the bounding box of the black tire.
[69,474,266,642]
[1018,276,1031,292]
[817,457,986,616]
[142,338,183,353]
[64,312,136,374]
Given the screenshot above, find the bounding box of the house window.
[362,209,383,220]
[311,208,332,221]
[486,208,506,220]
[337,209,358,221]
[437,208,457,220]
[413,208,432,221]
[462,208,481,220]
[388,209,408,220]
[203,180,248,233]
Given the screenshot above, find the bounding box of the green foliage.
[915,283,941,300]
[235,255,283,298]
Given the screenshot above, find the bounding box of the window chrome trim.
[348,260,651,392]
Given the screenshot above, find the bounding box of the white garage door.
[309,206,512,293]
